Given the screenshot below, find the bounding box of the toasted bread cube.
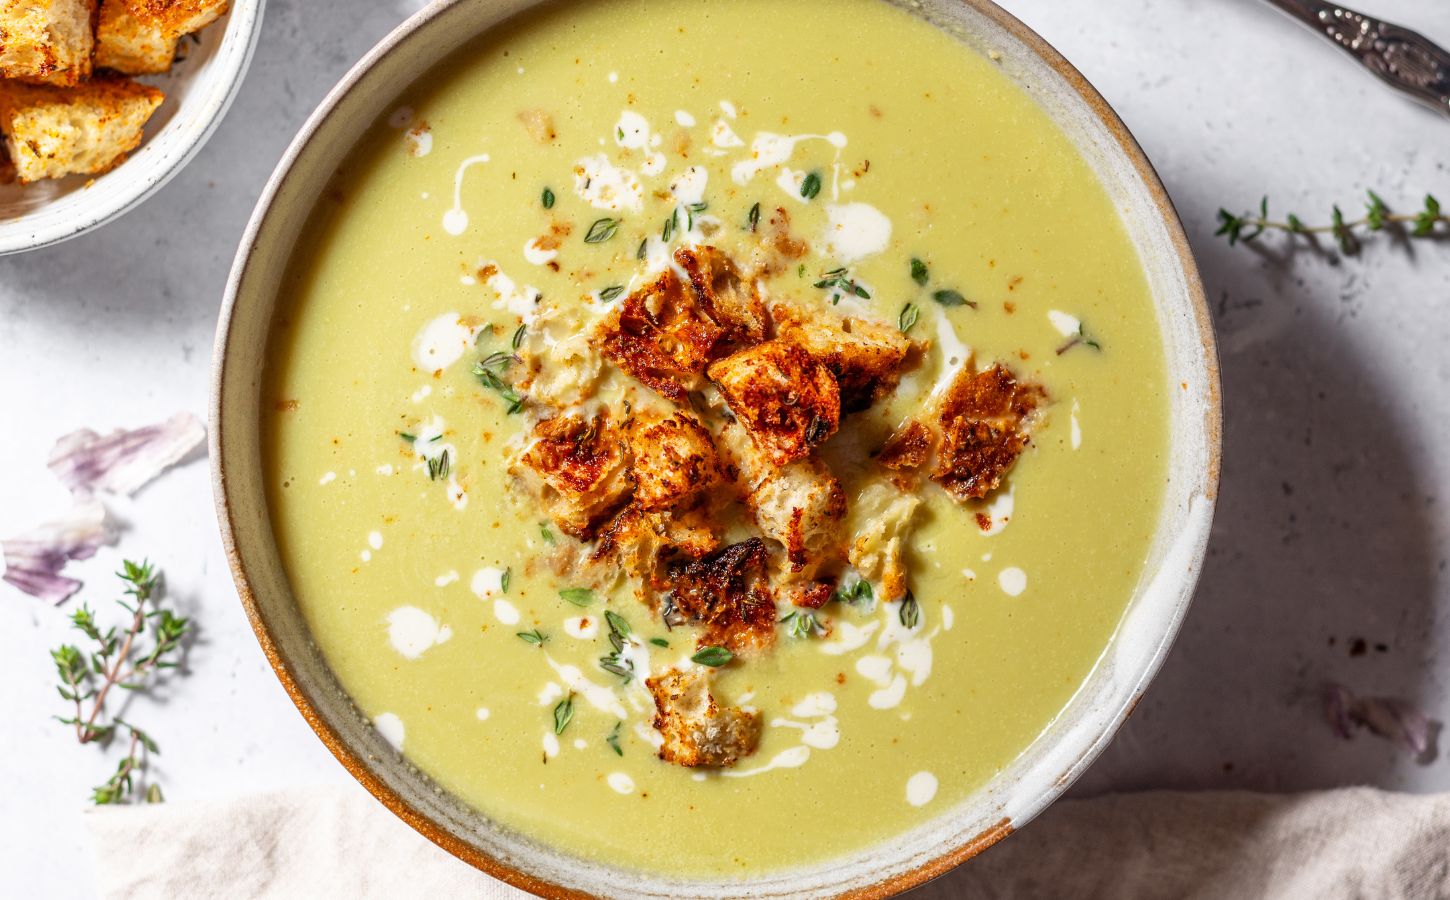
[597,270,725,403]
[0,76,164,183]
[646,668,761,768]
[708,339,840,468]
[626,411,720,511]
[0,0,95,85]
[666,538,776,654]
[510,414,632,540]
[748,457,846,582]
[675,245,768,347]
[877,419,934,472]
[932,363,1045,501]
[848,480,920,602]
[591,503,721,605]
[778,310,914,412]
[95,0,229,75]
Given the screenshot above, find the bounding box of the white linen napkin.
[87,786,1450,899]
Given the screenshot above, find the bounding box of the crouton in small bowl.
[0,0,264,254]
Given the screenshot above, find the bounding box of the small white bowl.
[0,0,265,256]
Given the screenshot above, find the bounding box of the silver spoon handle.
[1267,0,1450,118]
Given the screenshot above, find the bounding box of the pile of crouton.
[508,232,1045,768]
[0,0,228,184]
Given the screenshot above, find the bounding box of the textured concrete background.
[2,0,1447,895]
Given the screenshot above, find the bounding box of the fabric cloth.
[87,786,1450,899]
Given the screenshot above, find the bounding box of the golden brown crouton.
[877,419,934,472]
[0,0,95,85]
[707,340,840,468]
[748,457,847,582]
[626,410,720,511]
[675,245,768,348]
[666,538,776,654]
[778,310,914,412]
[932,364,1045,501]
[510,414,632,540]
[591,503,721,605]
[597,269,725,403]
[0,76,163,182]
[848,480,920,602]
[95,0,228,75]
[646,668,761,768]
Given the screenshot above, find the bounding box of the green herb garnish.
[559,587,595,607]
[584,217,621,244]
[910,257,929,286]
[1056,320,1103,356]
[426,449,450,481]
[606,721,624,756]
[899,590,920,629]
[691,646,733,667]
[800,171,823,200]
[540,523,555,545]
[898,302,920,333]
[604,609,631,638]
[781,610,825,639]
[648,637,669,648]
[473,351,525,414]
[399,432,417,443]
[932,289,975,309]
[599,285,626,303]
[1216,191,1447,255]
[815,267,870,303]
[517,629,547,646]
[541,187,555,209]
[748,202,761,232]
[553,695,574,735]
[501,567,512,594]
[511,324,527,350]
[636,237,649,260]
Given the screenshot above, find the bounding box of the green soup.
[264,0,1168,878]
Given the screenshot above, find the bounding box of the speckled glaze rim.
[0,0,266,256]
[211,1,1221,897]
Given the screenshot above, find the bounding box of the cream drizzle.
[442,153,490,235]
[386,606,452,660]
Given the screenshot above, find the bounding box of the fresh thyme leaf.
[898,302,920,333]
[800,171,823,200]
[932,289,975,309]
[606,721,624,756]
[1056,320,1103,356]
[814,267,870,302]
[542,187,555,209]
[748,202,761,232]
[517,629,547,646]
[540,523,555,545]
[511,324,527,350]
[637,237,649,260]
[599,285,626,303]
[501,567,512,593]
[1217,191,1448,254]
[899,590,921,629]
[584,217,621,244]
[910,257,929,286]
[1366,191,1389,232]
[781,610,824,639]
[426,449,450,481]
[553,695,575,735]
[649,637,669,648]
[691,646,733,667]
[688,201,708,214]
[604,609,631,638]
[662,209,677,242]
[399,432,417,443]
[559,587,595,607]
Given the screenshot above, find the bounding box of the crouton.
[665,538,776,654]
[932,363,1045,501]
[591,503,721,605]
[777,309,914,412]
[675,245,768,348]
[707,340,840,467]
[748,458,846,582]
[510,414,632,540]
[96,0,227,75]
[848,479,921,602]
[748,205,810,278]
[0,76,163,182]
[646,667,761,768]
[597,269,725,402]
[516,308,604,410]
[0,0,95,85]
[516,108,555,143]
[626,410,720,511]
[878,419,933,472]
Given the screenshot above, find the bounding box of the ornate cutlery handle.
[1268,0,1450,118]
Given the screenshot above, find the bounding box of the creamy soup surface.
[265,0,1169,878]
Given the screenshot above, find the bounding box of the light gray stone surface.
[1,0,1446,895]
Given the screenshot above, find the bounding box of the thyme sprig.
[780,610,826,639]
[1217,192,1446,255]
[599,609,635,683]
[473,348,525,414]
[51,560,189,804]
[815,267,870,304]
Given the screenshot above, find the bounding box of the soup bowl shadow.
[210,0,1222,896]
